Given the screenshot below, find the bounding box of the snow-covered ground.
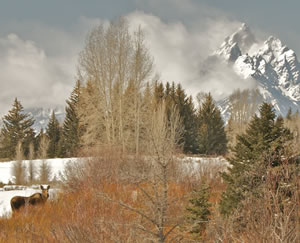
[181,156,230,179]
[0,158,79,217]
[0,156,229,217]
[0,158,78,184]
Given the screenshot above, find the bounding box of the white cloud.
[0,17,115,116]
[0,33,76,116]
[0,3,266,116]
[126,11,254,100]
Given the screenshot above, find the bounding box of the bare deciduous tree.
[78,18,154,153]
[227,89,262,147]
[12,141,26,185]
[98,102,184,242]
[27,142,35,184]
[38,134,51,183]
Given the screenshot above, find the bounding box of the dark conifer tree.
[220,103,293,216]
[61,80,82,157]
[153,82,199,153]
[186,183,212,239]
[0,98,35,159]
[46,111,61,158]
[174,84,199,153]
[153,81,164,106]
[34,128,44,155]
[197,93,227,155]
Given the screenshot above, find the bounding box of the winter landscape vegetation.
[0,1,299,242]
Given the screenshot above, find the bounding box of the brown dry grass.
[0,180,202,242]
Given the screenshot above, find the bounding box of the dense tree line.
[0,83,227,159]
[0,19,227,159]
[0,80,82,160]
[151,81,227,154]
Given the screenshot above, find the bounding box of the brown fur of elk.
[10,185,50,213]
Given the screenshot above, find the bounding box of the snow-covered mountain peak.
[256,36,300,91]
[265,36,284,50]
[215,23,256,62]
[229,23,256,51]
[210,24,300,118]
[258,36,289,62]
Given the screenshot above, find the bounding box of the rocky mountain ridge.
[26,107,65,132]
[214,23,300,119]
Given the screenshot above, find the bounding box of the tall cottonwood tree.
[227,89,262,147]
[78,79,104,147]
[106,102,184,242]
[28,142,36,184]
[0,98,35,159]
[12,141,26,185]
[78,18,154,153]
[38,132,51,183]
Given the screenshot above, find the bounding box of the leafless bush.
[12,141,26,185]
[27,143,36,184]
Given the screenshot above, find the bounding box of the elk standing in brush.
[10,185,50,212]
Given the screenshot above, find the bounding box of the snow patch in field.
[181,156,230,178]
[0,156,229,217]
[0,158,79,184]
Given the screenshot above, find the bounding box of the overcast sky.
[1,0,300,115]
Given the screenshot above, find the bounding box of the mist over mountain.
[3,23,300,130]
[27,107,65,132]
[0,107,65,133]
[23,107,65,132]
[210,23,300,120]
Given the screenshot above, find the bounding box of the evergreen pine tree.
[0,98,35,159]
[34,128,44,154]
[174,84,199,153]
[61,80,82,157]
[46,111,61,158]
[220,103,293,216]
[197,93,227,155]
[153,82,200,153]
[153,81,164,107]
[186,183,212,239]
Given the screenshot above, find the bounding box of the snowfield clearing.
[0,156,229,217]
[0,158,79,185]
[0,158,78,217]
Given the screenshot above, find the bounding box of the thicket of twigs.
[0,146,224,242]
[0,147,299,242]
